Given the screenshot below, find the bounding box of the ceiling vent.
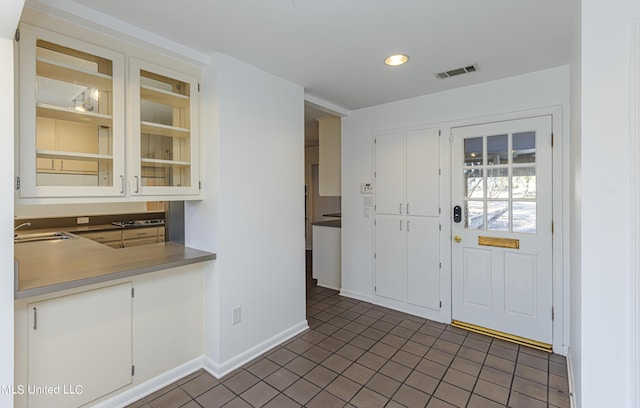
[435,64,480,79]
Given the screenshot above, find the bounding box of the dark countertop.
[311,219,341,228]
[322,213,342,218]
[14,235,215,299]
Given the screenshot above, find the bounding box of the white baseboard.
[566,352,577,408]
[339,288,372,303]
[204,320,309,379]
[90,320,310,407]
[316,283,341,291]
[91,357,203,408]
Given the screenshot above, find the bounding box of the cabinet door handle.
[407,203,410,215]
[134,176,140,193]
[400,220,402,230]
[33,307,37,330]
[399,203,403,214]
[120,175,125,194]
[407,220,410,231]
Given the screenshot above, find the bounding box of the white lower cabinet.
[374,216,440,311]
[14,264,204,408]
[131,267,203,382]
[406,217,440,310]
[27,283,132,408]
[374,215,405,301]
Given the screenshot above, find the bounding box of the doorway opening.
[304,102,341,292]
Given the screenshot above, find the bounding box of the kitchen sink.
[14,232,76,244]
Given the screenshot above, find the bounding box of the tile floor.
[127,286,571,408]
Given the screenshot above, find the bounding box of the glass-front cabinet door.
[129,58,200,197]
[18,24,125,198]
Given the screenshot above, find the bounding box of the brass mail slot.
[478,236,520,249]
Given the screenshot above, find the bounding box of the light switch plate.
[77,217,89,224]
[360,182,373,194]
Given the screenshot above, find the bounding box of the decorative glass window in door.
[463,131,537,233]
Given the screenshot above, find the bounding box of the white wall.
[1,2,24,406]
[0,0,23,39]
[568,0,582,404]
[187,53,307,375]
[579,1,640,406]
[342,66,569,334]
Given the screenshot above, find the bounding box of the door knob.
[454,235,462,243]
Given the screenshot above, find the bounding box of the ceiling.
[28,0,575,112]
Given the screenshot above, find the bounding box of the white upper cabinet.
[317,116,341,196]
[129,58,200,197]
[374,129,440,216]
[405,128,440,217]
[18,24,126,198]
[16,23,202,202]
[374,132,404,214]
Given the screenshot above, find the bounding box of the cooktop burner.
[112,219,165,228]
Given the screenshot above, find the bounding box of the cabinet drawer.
[36,158,55,171]
[78,230,122,243]
[123,237,160,247]
[123,227,161,240]
[58,159,99,174]
[105,242,124,249]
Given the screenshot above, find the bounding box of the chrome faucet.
[13,222,31,231]
[14,223,32,238]
[14,222,31,231]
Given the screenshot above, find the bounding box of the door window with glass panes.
[463,131,537,233]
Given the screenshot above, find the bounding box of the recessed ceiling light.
[384,54,409,66]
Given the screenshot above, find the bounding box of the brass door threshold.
[451,320,552,352]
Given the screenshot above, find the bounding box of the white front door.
[451,116,553,345]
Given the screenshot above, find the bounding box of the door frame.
[449,115,554,347]
[442,106,566,353]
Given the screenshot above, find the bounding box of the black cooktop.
[112,219,165,228]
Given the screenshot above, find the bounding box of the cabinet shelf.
[37,103,112,127]
[140,85,189,108]
[141,158,190,167]
[36,56,112,91]
[37,150,113,162]
[140,121,190,138]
